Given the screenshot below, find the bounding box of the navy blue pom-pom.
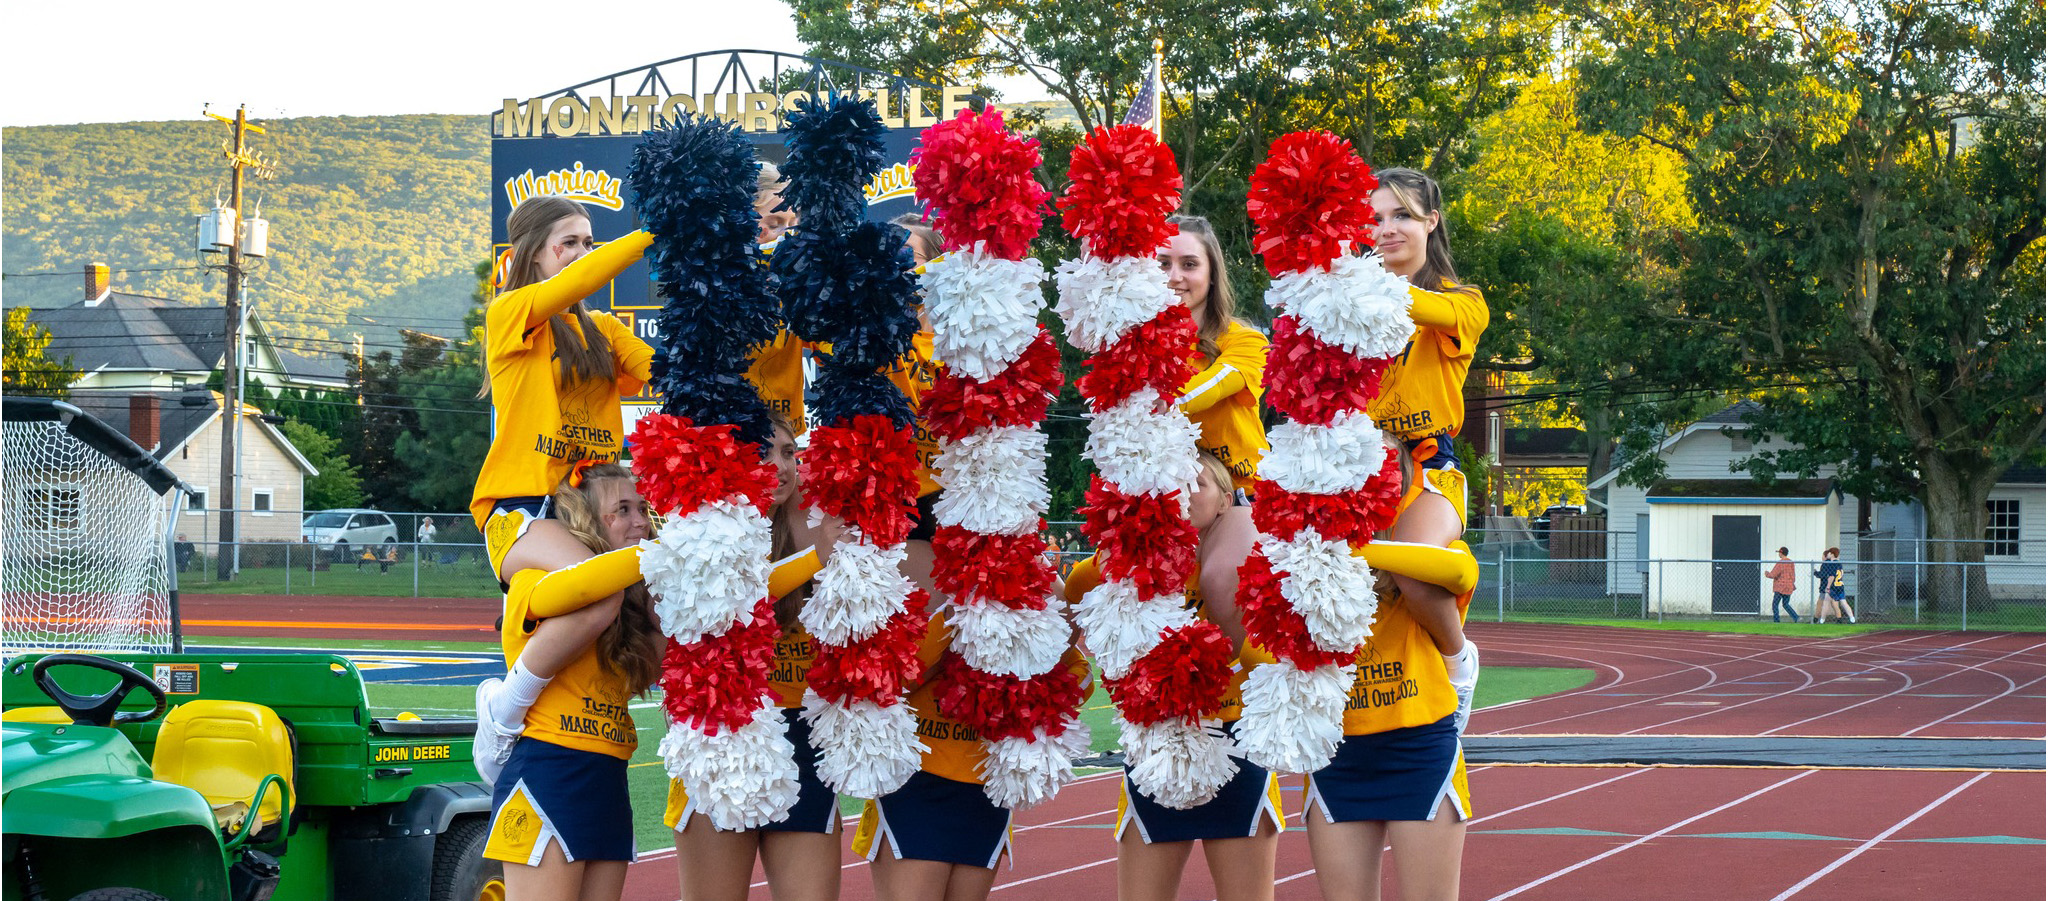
[809,357,915,430]
[772,222,920,371]
[778,94,890,233]
[628,115,784,431]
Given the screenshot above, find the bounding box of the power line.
[2,265,210,279]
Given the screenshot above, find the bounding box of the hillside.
[2,114,491,355]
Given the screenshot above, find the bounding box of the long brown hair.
[764,416,810,631]
[1373,168,1478,297]
[1164,214,1244,363]
[483,195,617,396]
[551,462,663,693]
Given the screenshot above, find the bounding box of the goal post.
[2,396,194,656]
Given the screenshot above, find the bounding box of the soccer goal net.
[2,398,188,656]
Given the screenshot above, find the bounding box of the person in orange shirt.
[469,195,657,786]
[1364,167,1490,732]
[666,417,847,901]
[1161,215,1270,496]
[1065,452,1280,901]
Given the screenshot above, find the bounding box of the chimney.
[129,394,161,453]
[84,263,110,305]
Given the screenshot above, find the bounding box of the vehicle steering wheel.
[29,654,169,727]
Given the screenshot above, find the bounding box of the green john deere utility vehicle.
[1,397,503,901]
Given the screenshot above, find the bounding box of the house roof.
[62,391,317,476]
[1587,401,1759,491]
[30,293,228,374]
[1700,400,1764,425]
[1648,478,1835,500]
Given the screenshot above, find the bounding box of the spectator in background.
[418,517,438,546]
[175,534,195,572]
[1765,548,1799,623]
[1813,547,1855,623]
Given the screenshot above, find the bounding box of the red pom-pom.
[1077,476,1198,600]
[1107,622,1233,724]
[1058,125,1183,260]
[1076,307,1197,412]
[1263,316,1394,425]
[1246,131,1378,276]
[807,590,933,705]
[932,653,1089,742]
[911,108,1049,260]
[629,414,778,516]
[660,599,780,734]
[932,526,1054,608]
[920,330,1064,440]
[1250,451,1404,545]
[1235,554,1357,669]
[800,415,922,544]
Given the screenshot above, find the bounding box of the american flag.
[1122,43,1163,134]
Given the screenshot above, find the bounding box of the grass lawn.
[361,662,1594,855]
[178,560,500,598]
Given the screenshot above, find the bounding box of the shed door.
[1711,515,1763,614]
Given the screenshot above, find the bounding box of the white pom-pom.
[803,537,916,646]
[946,597,1072,679]
[1118,717,1237,809]
[922,250,1047,379]
[1086,389,1203,497]
[1053,256,1178,353]
[802,693,925,799]
[1266,254,1415,360]
[641,501,773,642]
[981,719,1091,809]
[657,701,801,831]
[1259,411,1393,495]
[1263,531,1381,651]
[1074,579,1193,679]
[932,426,1048,535]
[1232,662,1353,774]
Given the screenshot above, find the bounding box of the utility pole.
[206,105,275,581]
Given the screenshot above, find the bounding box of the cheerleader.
[1064,452,1281,901]
[1301,534,1481,901]
[1364,167,1490,730]
[470,195,656,785]
[481,463,664,901]
[665,417,846,901]
[1161,215,1270,496]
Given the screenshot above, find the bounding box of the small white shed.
[1645,479,1841,616]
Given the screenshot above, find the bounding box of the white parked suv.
[302,508,400,561]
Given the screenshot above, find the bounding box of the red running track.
[177,601,2044,899]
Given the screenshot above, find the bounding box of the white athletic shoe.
[472,677,522,787]
[1449,643,1479,734]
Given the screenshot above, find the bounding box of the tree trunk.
[1918,458,1998,615]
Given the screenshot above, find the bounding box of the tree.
[1572,0,2046,607]
[280,419,365,510]
[2,307,77,398]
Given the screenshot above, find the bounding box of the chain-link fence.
[170,510,2044,633]
[1466,528,2044,632]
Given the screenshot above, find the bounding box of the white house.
[1589,402,2045,610]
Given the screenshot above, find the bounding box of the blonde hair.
[485,195,616,396]
[763,415,809,631]
[1196,450,1235,500]
[1373,168,1478,297]
[1164,214,1245,363]
[551,462,662,693]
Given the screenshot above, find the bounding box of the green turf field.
[359,664,1593,855]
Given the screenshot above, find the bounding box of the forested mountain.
[2,114,491,353]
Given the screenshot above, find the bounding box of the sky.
[0,2,819,127]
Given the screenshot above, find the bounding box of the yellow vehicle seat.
[150,700,295,836]
[1,707,73,724]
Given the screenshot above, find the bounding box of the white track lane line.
[1758,640,2045,736]
[1487,769,1817,900]
[1767,771,1991,901]
[1902,673,2048,737]
[1266,764,1655,887]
